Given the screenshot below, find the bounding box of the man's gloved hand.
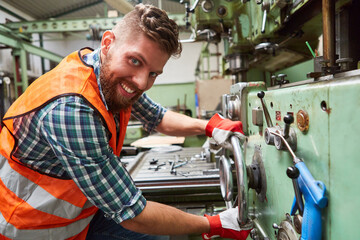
[202,207,251,240]
[205,113,245,149]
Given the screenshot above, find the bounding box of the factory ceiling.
[2,0,185,21]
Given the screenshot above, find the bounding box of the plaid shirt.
[11,48,167,223]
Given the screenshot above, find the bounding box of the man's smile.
[120,82,135,94]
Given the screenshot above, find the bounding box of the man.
[0,4,250,240]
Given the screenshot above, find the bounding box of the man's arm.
[122,201,251,240]
[156,110,208,136]
[121,201,210,235]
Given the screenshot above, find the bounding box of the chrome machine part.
[230,136,252,228]
[221,94,231,118]
[219,155,233,209]
[273,213,298,240]
[264,126,280,146]
[227,95,241,120]
[222,93,241,120]
[261,1,270,34]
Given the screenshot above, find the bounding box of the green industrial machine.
[179,0,360,239]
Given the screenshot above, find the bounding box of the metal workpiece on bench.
[128,148,221,202]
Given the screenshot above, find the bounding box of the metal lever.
[258,91,280,146]
[286,166,304,215]
[257,91,273,127]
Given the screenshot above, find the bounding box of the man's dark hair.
[113,4,182,57]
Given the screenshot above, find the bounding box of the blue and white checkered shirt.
[12,48,167,223]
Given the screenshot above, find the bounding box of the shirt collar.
[83,48,109,110]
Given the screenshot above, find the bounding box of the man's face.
[100,32,170,112]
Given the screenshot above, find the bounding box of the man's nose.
[132,72,149,91]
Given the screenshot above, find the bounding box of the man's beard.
[100,59,142,113]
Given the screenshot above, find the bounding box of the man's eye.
[150,72,158,78]
[131,58,140,66]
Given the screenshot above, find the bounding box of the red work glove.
[202,207,251,240]
[205,114,245,149]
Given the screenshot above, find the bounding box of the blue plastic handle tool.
[290,161,328,240]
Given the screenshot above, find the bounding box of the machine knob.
[257,91,265,99]
[286,166,300,179]
[283,114,294,139]
[284,114,294,124]
[277,73,289,84]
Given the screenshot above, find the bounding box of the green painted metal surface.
[328,76,360,239]
[239,70,360,239]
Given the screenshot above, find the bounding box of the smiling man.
[0,4,250,240]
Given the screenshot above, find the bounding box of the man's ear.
[101,30,115,56]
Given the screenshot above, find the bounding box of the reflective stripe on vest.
[0,156,94,220]
[0,48,131,239]
[0,210,93,240]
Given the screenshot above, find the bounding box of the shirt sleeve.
[131,93,167,133]
[40,96,146,224]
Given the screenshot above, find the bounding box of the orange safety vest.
[0,48,131,240]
